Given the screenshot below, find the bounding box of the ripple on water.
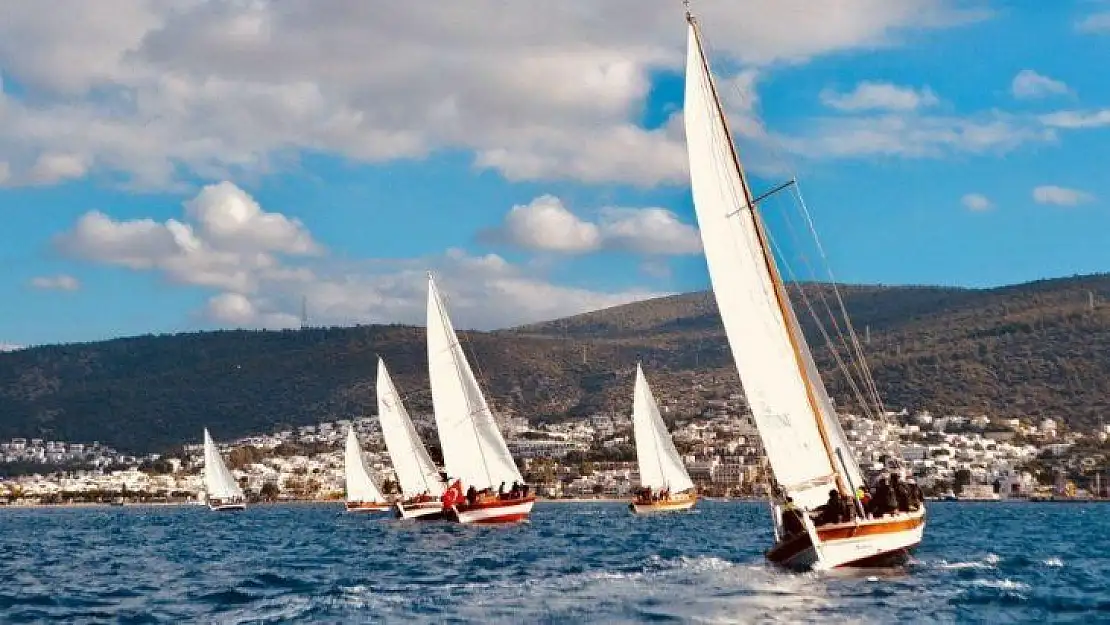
[0,501,1107,623]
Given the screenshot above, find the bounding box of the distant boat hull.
[208,500,246,512]
[449,496,535,524]
[345,501,391,513]
[766,508,926,571]
[394,499,450,521]
[629,493,697,514]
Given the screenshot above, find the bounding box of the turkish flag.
[441,479,464,509]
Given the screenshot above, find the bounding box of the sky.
[1,0,1109,348]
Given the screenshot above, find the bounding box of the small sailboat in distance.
[426,274,535,524]
[344,426,390,512]
[377,358,449,521]
[629,364,697,514]
[203,428,246,511]
[682,2,925,570]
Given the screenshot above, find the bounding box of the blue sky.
[1,1,1109,347]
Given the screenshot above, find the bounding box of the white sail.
[203,429,244,500]
[683,21,843,509]
[632,365,695,493]
[377,359,446,498]
[426,275,522,491]
[345,427,385,503]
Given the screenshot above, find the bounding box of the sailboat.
[202,428,246,511]
[376,358,449,520]
[344,426,391,512]
[681,4,925,570]
[426,274,535,524]
[629,364,697,514]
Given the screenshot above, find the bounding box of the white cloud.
[54,181,317,292]
[781,112,1053,160]
[1032,185,1094,206]
[1040,109,1110,129]
[29,274,81,291]
[1077,11,1110,33]
[0,162,11,185]
[56,187,666,330]
[492,196,602,253]
[485,195,701,255]
[1010,70,1070,100]
[961,193,992,211]
[820,82,939,112]
[0,0,987,188]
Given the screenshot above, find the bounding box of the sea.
[0,501,1105,624]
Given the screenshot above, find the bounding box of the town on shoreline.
[3,393,1109,507]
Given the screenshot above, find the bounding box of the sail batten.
[203,429,244,500]
[426,276,522,491]
[345,427,385,503]
[683,19,842,509]
[377,359,446,498]
[632,365,695,493]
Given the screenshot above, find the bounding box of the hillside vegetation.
[3,274,1110,453]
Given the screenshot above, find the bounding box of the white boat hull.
[208,502,246,512]
[768,508,926,571]
[449,497,534,524]
[395,500,449,521]
[345,501,391,513]
[629,494,697,515]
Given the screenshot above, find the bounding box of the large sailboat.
[376,358,449,521]
[681,5,925,570]
[426,274,535,524]
[202,428,246,511]
[344,426,390,512]
[629,364,697,514]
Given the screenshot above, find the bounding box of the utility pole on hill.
[301,295,309,329]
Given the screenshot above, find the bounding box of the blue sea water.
[0,501,1106,623]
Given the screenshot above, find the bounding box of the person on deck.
[466,485,478,507]
[891,474,910,513]
[781,497,805,537]
[868,478,895,517]
[907,479,923,511]
[815,489,845,525]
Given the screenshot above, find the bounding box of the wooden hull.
[345,501,391,513]
[767,508,926,571]
[629,494,697,514]
[394,500,450,521]
[448,496,535,524]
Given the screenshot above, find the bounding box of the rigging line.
[766,189,878,419]
[765,228,878,422]
[790,185,888,421]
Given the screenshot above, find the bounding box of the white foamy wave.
[936,553,999,570]
[972,579,1031,592]
[1042,557,1063,568]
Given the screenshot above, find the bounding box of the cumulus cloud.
[55,187,666,330]
[961,193,992,211]
[1010,70,1070,100]
[29,274,81,291]
[483,196,701,256]
[820,82,939,112]
[54,181,317,292]
[1032,185,1094,206]
[0,0,988,188]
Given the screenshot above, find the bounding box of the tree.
[591,484,604,495]
[259,482,280,501]
[954,469,972,494]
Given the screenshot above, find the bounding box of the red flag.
[441,479,463,509]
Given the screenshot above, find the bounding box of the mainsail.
[426,275,522,491]
[377,358,446,498]
[632,364,695,493]
[344,427,385,503]
[682,18,862,509]
[203,429,244,500]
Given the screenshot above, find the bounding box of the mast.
[685,11,849,498]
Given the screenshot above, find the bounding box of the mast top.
[683,0,693,21]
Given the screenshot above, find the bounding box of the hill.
[3,274,1110,453]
